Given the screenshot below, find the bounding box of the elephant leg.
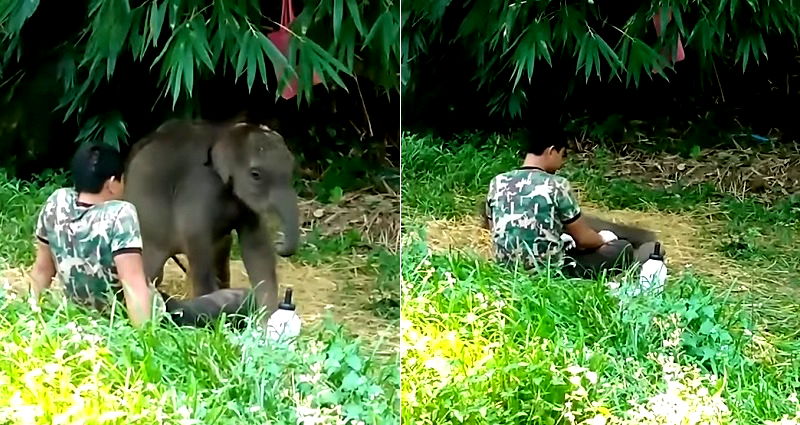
[237,215,279,320]
[584,215,657,248]
[142,245,170,288]
[565,240,636,279]
[184,235,219,297]
[213,235,232,290]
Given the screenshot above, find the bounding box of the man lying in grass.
[484,129,663,279]
[29,143,253,328]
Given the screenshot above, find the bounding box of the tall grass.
[401,133,800,424]
[0,284,399,424]
[0,170,69,266]
[0,168,400,423]
[401,227,800,424]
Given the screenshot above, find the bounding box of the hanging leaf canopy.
[401,0,800,118]
[0,0,399,148]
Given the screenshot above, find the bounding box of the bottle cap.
[649,242,664,261]
[278,288,296,311]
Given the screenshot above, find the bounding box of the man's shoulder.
[86,200,140,232]
[46,187,77,205]
[546,172,572,186]
[97,200,138,216]
[493,169,569,187]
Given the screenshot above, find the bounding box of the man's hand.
[598,230,619,244]
[114,252,154,328]
[560,233,576,251]
[30,241,56,297]
[564,216,606,250]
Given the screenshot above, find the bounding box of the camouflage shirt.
[34,188,144,308]
[485,167,582,270]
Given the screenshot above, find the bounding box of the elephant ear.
[209,138,236,184]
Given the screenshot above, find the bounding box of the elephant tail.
[171,255,188,274]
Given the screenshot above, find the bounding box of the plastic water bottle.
[638,242,667,295]
[266,288,302,347]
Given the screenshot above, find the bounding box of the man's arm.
[565,216,605,250]
[114,252,153,328]
[555,179,608,250]
[30,241,56,296]
[110,203,154,328]
[31,194,56,296]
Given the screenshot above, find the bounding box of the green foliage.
[1,0,399,148]
[401,234,799,424]
[402,1,800,117]
[401,132,521,218]
[0,284,399,424]
[0,169,69,267]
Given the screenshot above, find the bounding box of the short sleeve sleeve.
[484,179,496,225]
[555,178,581,225]
[34,191,58,244]
[110,203,143,255]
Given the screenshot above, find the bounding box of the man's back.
[35,187,143,306]
[485,167,581,269]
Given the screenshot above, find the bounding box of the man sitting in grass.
[29,143,252,328]
[484,129,651,279]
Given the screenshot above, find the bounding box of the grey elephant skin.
[123,119,300,318]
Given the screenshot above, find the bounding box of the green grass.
[0,168,400,424]
[0,169,70,267]
[401,132,800,424]
[401,229,800,424]
[401,132,800,287]
[0,286,399,424]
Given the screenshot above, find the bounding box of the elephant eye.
[250,169,262,180]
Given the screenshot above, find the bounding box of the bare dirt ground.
[158,256,397,357]
[152,190,401,357]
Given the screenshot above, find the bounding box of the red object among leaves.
[268,0,322,99]
[652,10,686,73]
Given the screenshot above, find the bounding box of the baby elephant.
[124,119,300,320]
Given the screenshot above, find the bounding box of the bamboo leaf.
[182,47,194,96]
[672,7,685,35]
[57,53,76,91]
[234,32,249,81]
[346,0,365,36]
[149,1,167,47]
[189,17,214,71]
[333,0,343,42]
[584,39,595,81]
[596,35,622,76]
[129,7,147,60]
[246,34,258,91]
[757,33,768,60]
[738,37,751,71]
[255,32,292,79]
[3,0,40,35]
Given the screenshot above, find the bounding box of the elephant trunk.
[269,188,300,257]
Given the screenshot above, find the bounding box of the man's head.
[70,143,125,199]
[519,128,568,173]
